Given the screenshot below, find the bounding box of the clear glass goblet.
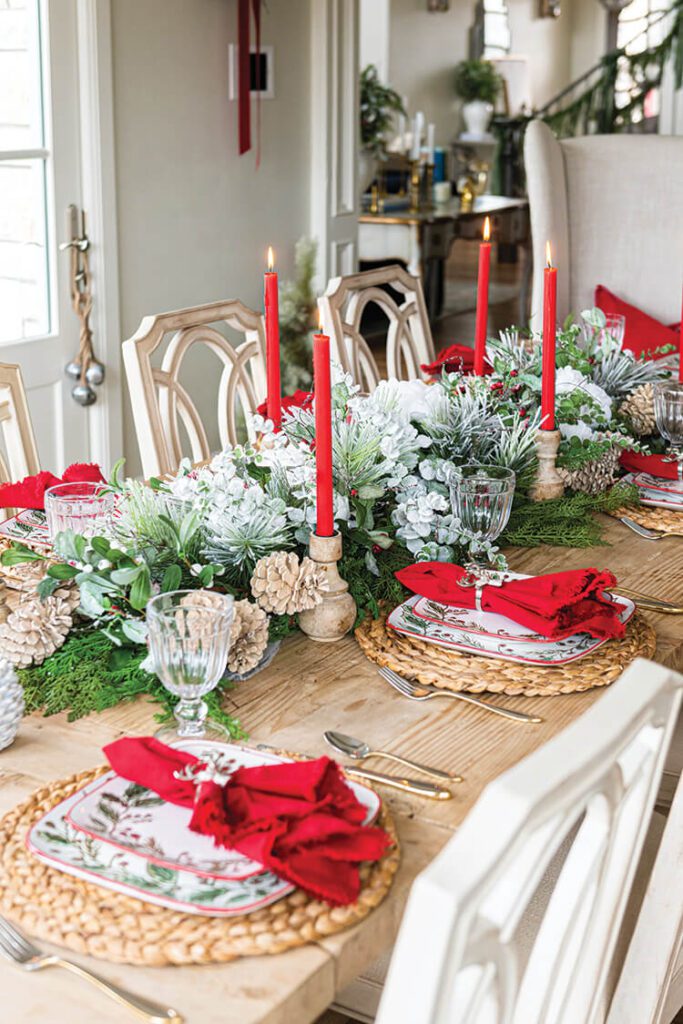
[146,589,234,745]
[45,481,115,540]
[581,313,625,351]
[450,464,516,564]
[654,381,683,488]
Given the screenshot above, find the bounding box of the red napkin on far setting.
[0,463,105,511]
[395,563,625,641]
[421,344,492,378]
[104,736,391,906]
[620,450,680,481]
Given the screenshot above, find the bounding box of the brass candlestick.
[529,429,565,501]
[297,532,357,642]
[424,163,435,209]
[409,160,421,212]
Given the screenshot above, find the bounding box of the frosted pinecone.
[228,600,269,675]
[0,587,77,668]
[557,446,621,495]
[619,383,656,436]
[251,551,328,616]
[0,656,23,751]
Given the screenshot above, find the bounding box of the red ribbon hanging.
[237,0,261,159]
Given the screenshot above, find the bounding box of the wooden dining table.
[0,516,681,1024]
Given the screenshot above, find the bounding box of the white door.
[310,0,360,288]
[0,0,117,474]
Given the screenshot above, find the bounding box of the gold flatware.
[324,729,461,783]
[620,516,683,540]
[379,667,543,724]
[254,743,452,799]
[613,587,683,614]
[0,916,183,1023]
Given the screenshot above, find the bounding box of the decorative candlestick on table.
[264,246,281,429]
[530,241,565,501]
[298,322,356,642]
[473,217,491,376]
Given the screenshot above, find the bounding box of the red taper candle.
[541,241,557,431]
[264,246,282,429]
[679,284,683,384]
[473,216,492,375]
[313,319,334,537]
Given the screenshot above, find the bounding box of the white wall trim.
[76,0,123,469]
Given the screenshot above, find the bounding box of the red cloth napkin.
[620,450,680,481]
[104,737,391,906]
[0,463,104,511]
[595,285,679,359]
[256,389,314,427]
[421,344,492,377]
[395,563,625,641]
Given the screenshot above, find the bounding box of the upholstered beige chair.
[319,265,435,391]
[0,363,40,485]
[123,300,267,478]
[524,121,683,330]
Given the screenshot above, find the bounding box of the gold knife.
[254,743,452,800]
[613,587,683,614]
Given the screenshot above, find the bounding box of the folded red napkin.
[620,449,680,481]
[595,285,679,359]
[104,736,391,906]
[0,463,105,511]
[421,344,492,377]
[395,563,625,641]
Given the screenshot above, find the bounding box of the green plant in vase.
[359,64,405,193]
[454,59,502,138]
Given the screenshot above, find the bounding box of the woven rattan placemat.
[356,611,656,697]
[609,504,683,535]
[0,766,399,966]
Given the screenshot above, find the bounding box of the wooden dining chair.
[122,300,267,478]
[375,658,683,1024]
[318,265,435,392]
[0,363,40,486]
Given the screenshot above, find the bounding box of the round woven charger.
[0,766,399,966]
[609,505,683,535]
[356,611,656,697]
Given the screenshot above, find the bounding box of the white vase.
[461,99,494,139]
[358,149,377,198]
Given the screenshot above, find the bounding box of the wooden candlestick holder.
[529,428,565,501]
[297,532,357,642]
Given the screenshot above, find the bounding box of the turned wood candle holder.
[298,532,357,643]
[529,428,565,501]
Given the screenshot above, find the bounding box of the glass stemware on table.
[146,589,235,744]
[581,312,625,351]
[654,381,683,488]
[44,481,114,539]
[450,464,516,564]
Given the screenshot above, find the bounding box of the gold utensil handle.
[439,690,542,724]
[52,958,182,1023]
[615,587,683,614]
[345,766,452,800]
[369,749,460,782]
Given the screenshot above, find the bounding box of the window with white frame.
[0,0,50,343]
[616,0,673,122]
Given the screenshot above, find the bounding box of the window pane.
[0,0,44,150]
[0,157,49,341]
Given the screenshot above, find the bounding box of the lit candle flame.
[318,309,323,333]
[267,246,274,272]
[483,217,491,242]
[545,241,553,268]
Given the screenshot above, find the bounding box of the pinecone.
[179,590,230,640]
[0,559,51,595]
[619,383,656,436]
[251,551,328,615]
[0,656,23,752]
[0,587,77,667]
[557,447,621,495]
[228,600,269,675]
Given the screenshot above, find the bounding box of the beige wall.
[111,0,312,474]
[380,0,573,147]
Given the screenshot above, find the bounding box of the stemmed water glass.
[146,589,234,745]
[450,464,516,566]
[581,313,625,351]
[44,481,115,540]
[654,381,683,489]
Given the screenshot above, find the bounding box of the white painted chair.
[0,363,40,486]
[375,658,683,1024]
[318,265,435,392]
[122,300,267,478]
[524,121,683,329]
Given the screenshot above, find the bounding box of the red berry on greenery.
[350,488,358,497]
[490,381,504,391]
[519,407,526,417]
[372,544,382,555]
[510,369,518,377]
